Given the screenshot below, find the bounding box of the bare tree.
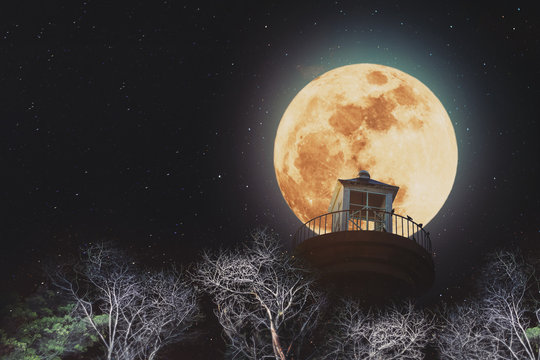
[436,301,500,360]
[437,251,540,360]
[325,300,434,360]
[53,243,200,360]
[194,229,325,360]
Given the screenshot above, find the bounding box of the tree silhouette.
[53,243,200,360]
[195,229,325,360]
[325,300,433,360]
[437,251,540,360]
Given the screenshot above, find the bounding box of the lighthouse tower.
[293,170,434,300]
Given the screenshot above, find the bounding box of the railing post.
[365,209,368,231]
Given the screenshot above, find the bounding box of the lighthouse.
[293,170,434,300]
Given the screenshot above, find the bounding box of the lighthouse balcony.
[293,209,431,252]
[293,209,434,298]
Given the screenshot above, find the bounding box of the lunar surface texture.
[274,64,458,229]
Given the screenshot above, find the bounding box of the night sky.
[1,0,539,307]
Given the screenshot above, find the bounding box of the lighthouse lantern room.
[328,170,399,233]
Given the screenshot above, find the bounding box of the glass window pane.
[368,193,386,208]
[350,190,366,206]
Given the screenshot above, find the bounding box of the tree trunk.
[270,322,287,360]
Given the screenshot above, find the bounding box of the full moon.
[274,64,457,228]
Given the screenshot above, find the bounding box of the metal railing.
[292,209,431,253]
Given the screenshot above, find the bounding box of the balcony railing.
[292,209,431,253]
